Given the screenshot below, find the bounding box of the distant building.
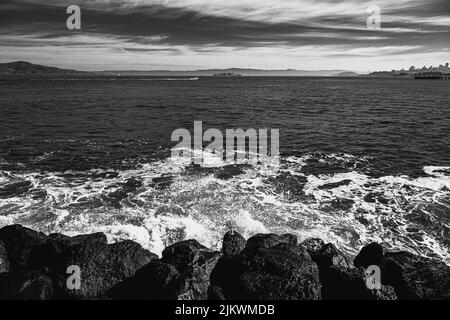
[370,62,450,77]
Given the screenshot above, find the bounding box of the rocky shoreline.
[0,224,449,300]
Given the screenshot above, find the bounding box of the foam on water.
[0,150,449,262]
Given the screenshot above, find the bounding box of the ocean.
[0,76,449,263]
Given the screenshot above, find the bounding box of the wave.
[0,150,449,264]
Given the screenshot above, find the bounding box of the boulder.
[299,238,325,260]
[354,243,384,268]
[161,240,221,300]
[28,232,108,269]
[0,225,47,271]
[0,240,9,273]
[49,232,108,247]
[108,261,181,300]
[381,251,450,300]
[57,240,157,299]
[314,243,352,270]
[211,242,321,300]
[244,233,297,252]
[320,265,397,300]
[222,231,246,257]
[0,269,54,300]
[208,285,226,300]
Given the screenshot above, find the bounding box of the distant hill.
[98,68,358,77]
[0,61,89,75]
[0,61,358,77]
[336,71,360,77]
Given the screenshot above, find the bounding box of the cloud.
[0,0,448,70]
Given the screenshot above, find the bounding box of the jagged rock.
[222,231,246,257]
[244,233,297,252]
[208,285,226,300]
[320,264,396,300]
[57,240,157,299]
[161,240,220,275]
[314,243,352,269]
[354,243,384,268]
[0,269,54,300]
[161,240,221,300]
[374,284,398,300]
[0,225,47,271]
[275,242,312,260]
[108,261,181,300]
[299,238,325,259]
[381,251,450,300]
[49,232,108,247]
[211,242,321,300]
[0,240,9,273]
[1,224,449,301]
[28,232,107,269]
[321,265,396,300]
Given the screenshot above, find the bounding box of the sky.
[0,0,449,72]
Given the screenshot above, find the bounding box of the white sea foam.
[232,210,269,238]
[1,152,449,264]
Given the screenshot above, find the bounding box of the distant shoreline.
[3,61,450,79]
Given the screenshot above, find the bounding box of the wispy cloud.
[0,0,448,71]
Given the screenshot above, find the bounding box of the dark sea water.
[0,76,449,263]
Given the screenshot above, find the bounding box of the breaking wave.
[0,150,449,264]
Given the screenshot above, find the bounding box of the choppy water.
[0,76,449,263]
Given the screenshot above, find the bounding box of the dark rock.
[161,240,221,300]
[108,261,181,300]
[0,269,54,300]
[373,284,398,300]
[0,240,9,273]
[273,242,312,261]
[211,243,321,300]
[244,233,297,252]
[50,232,108,247]
[321,265,397,300]
[162,240,218,274]
[354,243,384,268]
[264,172,309,202]
[222,231,246,257]
[381,251,450,300]
[28,232,108,269]
[58,240,157,299]
[299,238,325,260]
[0,225,47,271]
[314,243,352,270]
[208,285,225,300]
